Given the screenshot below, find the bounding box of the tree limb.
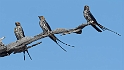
[0,23,89,56]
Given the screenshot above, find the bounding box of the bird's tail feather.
[97,23,121,36]
[56,38,74,47]
[26,50,32,60]
[23,45,32,60]
[23,51,25,60]
[55,42,67,52]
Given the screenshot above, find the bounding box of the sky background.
[0,0,123,70]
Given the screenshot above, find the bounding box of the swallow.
[14,22,32,60]
[38,16,74,52]
[83,5,121,36]
[83,5,102,32]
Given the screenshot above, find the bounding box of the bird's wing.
[88,11,98,24]
[44,20,52,31]
[91,24,102,32]
[18,26,25,37]
[88,11,102,32]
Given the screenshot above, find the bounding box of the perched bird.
[14,22,32,60]
[83,5,102,32]
[38,16,74,52]
[83,5,121,36]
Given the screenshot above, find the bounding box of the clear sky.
[0,0,123,70]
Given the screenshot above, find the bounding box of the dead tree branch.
[0,23,89,56]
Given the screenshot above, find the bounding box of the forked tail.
[24,46,32,60]
[97,23,121,36]
[26,50,32,60]
[56,38,74,47]
[55,42,67,52]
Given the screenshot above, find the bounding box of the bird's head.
[38,16,45,20]
[15,22,21,26]
[84,5,89,11]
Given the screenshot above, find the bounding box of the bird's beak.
[38,16,40,20]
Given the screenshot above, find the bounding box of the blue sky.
[0,0,123,70]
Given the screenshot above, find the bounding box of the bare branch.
[0,23,89,57]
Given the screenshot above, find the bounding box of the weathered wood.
[0,23,89,57]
